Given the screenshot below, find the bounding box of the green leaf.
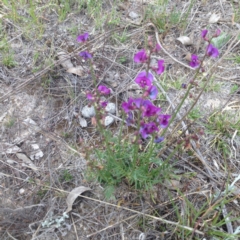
[211,33,231,49]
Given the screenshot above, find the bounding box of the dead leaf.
[91,116,97,127]
[16,153,39,175]
[57,52,73,69]
[184,52,192,62]
[66,186,91,213]
[209,13,221,24]
[67,66,84,76]
[177,36,192,45]
[164,179,183,190]
[79,116,87,127]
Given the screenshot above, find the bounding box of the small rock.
[30,150,44,160]
[31,144,40,150]
[81,105,95,118]
[104,116,114,126]
[7,159,18,164]
[79,116,87,127]
[19,188,25,194]
[105,102,116,114]
[129,11,139,20]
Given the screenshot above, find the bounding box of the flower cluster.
[76,32,92,60]
[86,85,111,110]
[122,45,171,142]
[189,29,220,69]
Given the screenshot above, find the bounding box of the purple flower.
[154,136,164,143]
[156,43,161,52]
[181,83,187,89]
[98,85,111,95]
[79,51,92,59]
[189,54,200,68]
[133,98,143,108]
[142,101,161,117]
[86,92,94,100]
[77,33,89,43]
[122,98,135,113]
[206,44,219,58]
[158,114,171,128]
[135,71,153,88]
[147,85,158,100]
[155,60,165,75]
[122,98,145,113]
[101,101,108,107]
[126,112,134,126]
[134,50,148,63]
[201,30,208,40]
[214,29,221,37]
[139,122,159,139]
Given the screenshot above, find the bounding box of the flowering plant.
[76,29,220,197]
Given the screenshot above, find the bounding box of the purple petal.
[133,98,143,108]
[154,136,164,143]
[207,44,219,58]
[142,102,161,117]
[156,43,161,52]
[126,112,134,126]
[214,29,221,37]
[79,51,92,59]
[201,29,208,39]
[139,122,159,139]
[135,71,153,88]
[77,33,89,43]
[147,85,158,100]
[101,101,108,107]
[134,50,148,63]
[98,85,111,95]
[87,93,94,100]
[155,60,165,75]
[159,114,171,128]
[189,54,200,68]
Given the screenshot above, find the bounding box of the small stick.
[71,213,79,240]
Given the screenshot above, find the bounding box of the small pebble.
[81,105,95,118]
[19,188,25,194]
[105,102,116,114]
[104,116,114,126]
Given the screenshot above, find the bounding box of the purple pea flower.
[201,30,208,40]
[147,85,158,100]
[86,92,94,100]
[126,112,134,126]
[156,43,161,52]
[154,136,164,143]
[140,122,159,139]
[122,98,144,113]
[122,98,135,113]
[181,83,187,89]
[214,29,221,37]
[158,114,171,128]
[133,98,144,108]
[77,33,89,43]
[206,44,219,58]
[98,85,111,95]
[79,51,92,59]
[155,60,165,75]
[134,50,148,63]
[142,101,161,117]
[189,54,200,68]
[135,71,153,88]
[101,101,108,107]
